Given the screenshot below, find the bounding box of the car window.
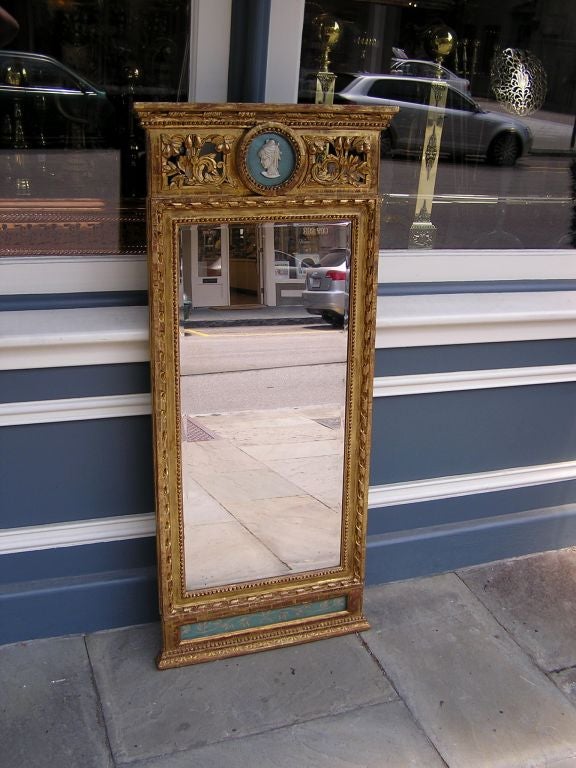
[318,249,349,268]
[445,88,476,112]
[409,63,436,78]
[369,78,426,104]
[1,56,82,91]
[334,73,358,92]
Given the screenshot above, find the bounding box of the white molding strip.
[0,306,149,370]
[1,255,147,295]
[373,364,576,398]
[378,249,576,283]
[0,514,156,555]
[368,459,576,509]
[0,393,152,427]
[376,292,576,348]
[6,460,574,553]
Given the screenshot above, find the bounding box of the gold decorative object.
[313,13,342,105]
[161,133,236,188]
[305,135,372,187]
[490,47,547,116]
[423,23,456,64]
[408,25,453,249]
[134,102,397,668]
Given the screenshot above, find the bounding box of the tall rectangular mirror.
[135,103,396,668]
[180,218,350,591]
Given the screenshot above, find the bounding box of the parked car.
[333,73,532,166]
[301,248,350,327]
[390,58,470,94]
[0,50,117,149]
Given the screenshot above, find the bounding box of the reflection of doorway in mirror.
[228,224,261,306]
[179,219,351,591]
[180,223,264,311]
[180,224,229,310]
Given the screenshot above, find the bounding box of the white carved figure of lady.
[258,138,282,178]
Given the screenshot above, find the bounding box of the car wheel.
[321,311,344,328]
[380,129,393,158]
[487,133,520,166]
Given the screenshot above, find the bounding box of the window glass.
[299,0,576,251]
[0,0,190,259]
[445,88,475,112]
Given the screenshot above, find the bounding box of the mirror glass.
[178,219,352,590]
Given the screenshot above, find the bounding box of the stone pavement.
[3,547,576,767]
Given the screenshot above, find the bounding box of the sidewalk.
[182,304,314,328]
[3,547,576,767]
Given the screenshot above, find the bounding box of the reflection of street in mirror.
[179,320,347,590]
[178,218,352,590]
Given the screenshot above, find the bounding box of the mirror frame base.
[157,597,369,669]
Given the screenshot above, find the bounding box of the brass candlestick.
[314,13,342,105]
[409,24,456,249]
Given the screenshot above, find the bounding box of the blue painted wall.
[1,417,154,527]
[370,383,576,484]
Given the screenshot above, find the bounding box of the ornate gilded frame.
[135,103,397,668]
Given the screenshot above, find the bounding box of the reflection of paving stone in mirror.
[182,406,346,588]
[182,415,217,442]
[228,496,341,572]
[185,520,290,589]
[189,467,305,506]
[195,408,338,445]
[262,454,345,511]
[182,440,263,474]
[241,439,342,461]
[181,473,233,524]
[313,417,342,430]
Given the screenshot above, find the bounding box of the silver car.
[390,58,470,94]
[334,73,532,166]
[301,248,350,327]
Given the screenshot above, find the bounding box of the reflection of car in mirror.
[0,50,117,149]
[390,58,470,94]
[301,248,350,327]
[274,249,318,280]
[333,73,532,166]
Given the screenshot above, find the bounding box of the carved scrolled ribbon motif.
[161,134,236,188]
[305,135,372,187]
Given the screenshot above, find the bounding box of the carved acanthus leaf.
[304,135,372,187]
[161,133,236,189]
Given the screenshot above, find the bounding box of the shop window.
[299,0,576,251]
[0,0,189,259]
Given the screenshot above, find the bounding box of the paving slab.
[0,636,113,768]
[458,548,576,671]
[86,623,397,765]
[552,667,576,707]
[363,574,576,768]
[128,700,445,768]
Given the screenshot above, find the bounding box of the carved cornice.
[135,102,398,132]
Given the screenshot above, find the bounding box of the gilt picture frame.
[135,103,397,668]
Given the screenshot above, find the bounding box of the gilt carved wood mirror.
[135,103,396,668]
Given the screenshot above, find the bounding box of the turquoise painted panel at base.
[180,597,347,641]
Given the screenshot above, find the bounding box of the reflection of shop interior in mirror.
[179,219,351,312]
